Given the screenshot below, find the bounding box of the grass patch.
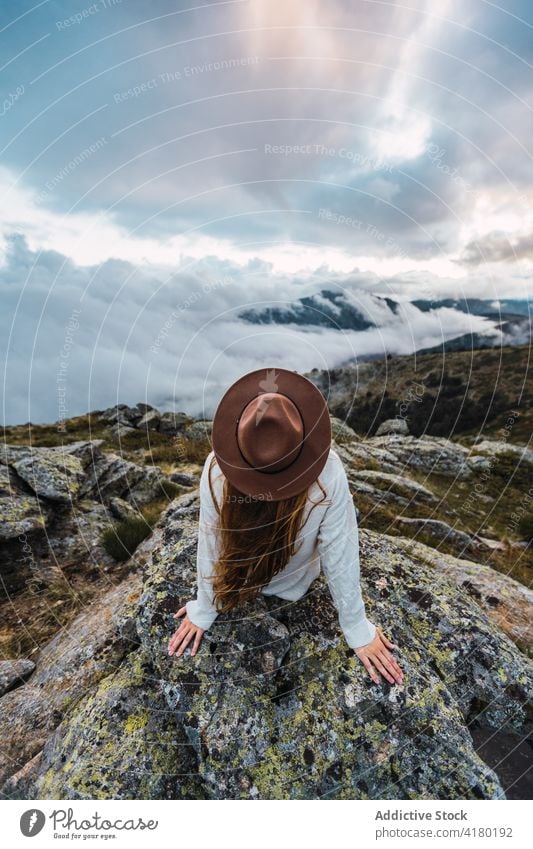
[121,429,211,465]
[118,429,169,450]
[355,493,400,535]
[101,485,183,562]
[2,413,211,468]
[337,344,532,441]
[174,434,211,463]
[101,516,153,561]
[2,413,108,447]
[158,479,182,499]
[140,500,166,526]
[518,513,533,542]
[0,562,130,660]
[148,442,184,464]
[347,453,381,472]
[361,465,533,588]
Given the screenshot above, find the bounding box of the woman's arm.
[168,452,220,657]
[317,455,403,684]
[317,455,376,648]
[185,455,221,630]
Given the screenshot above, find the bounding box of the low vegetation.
[101,517,153,562]
[518,513,533,543]
[329,344,532,442]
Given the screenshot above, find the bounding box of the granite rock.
[7,497,529,800]
[0,659,35,697]
[0,577,142,788]
[376,418,410,436]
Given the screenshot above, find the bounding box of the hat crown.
[236,392,304,473]
[211,366,331,501]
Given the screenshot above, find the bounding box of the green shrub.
[101,516,152,561]
[140,500,166,526]
[120,430,169,450]
[148,443,183,464]
[176,435,211,463]
[158,479,182,499]
[518,513,533,542]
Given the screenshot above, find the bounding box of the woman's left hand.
[168,606,205,658]
[354,627,404,685]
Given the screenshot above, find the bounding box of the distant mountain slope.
[416,321,531,355]
[304,343,533,444]
[413,298,531,353]
[239,288,530,354]
[413,297,531,318]
[239,288,376,330]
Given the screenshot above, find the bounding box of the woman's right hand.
[168,605,205,658]
[354,627,404,685]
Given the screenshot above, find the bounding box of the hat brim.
[211,367,331,501]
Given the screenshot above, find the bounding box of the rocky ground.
[0,405,531,800]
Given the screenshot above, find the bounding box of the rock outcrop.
[350,470,438,507]
[333,433,474,478]
[1,413,531,801]
[0,660,35,697]
[376,418,410,436]
[0,440,168,593]
[78,447,164,506]
[330,417,360,444]
[98,403,193,437]
[392,517,478,553]
[3,446,85,504]
[159,411,192,434]
[2,488,530,801]
[0,463,47,541]
[137,410,161,431]
[0,577,142,794]
[392,536,533,654]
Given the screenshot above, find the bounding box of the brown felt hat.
[211,367,331,501]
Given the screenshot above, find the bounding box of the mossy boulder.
[330,417,360,444]
[0,659,35,697]
[3,446,85,504]
[2,488,531,800]
[0,479,46,540]
[0,578,141,789]
[31,647,203,800]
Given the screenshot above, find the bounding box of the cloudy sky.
[1,0,532,423]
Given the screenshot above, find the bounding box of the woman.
[168,367,403,686]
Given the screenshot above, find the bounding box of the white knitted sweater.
[186,446,377,649]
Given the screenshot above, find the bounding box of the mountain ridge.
[239,288,531,355]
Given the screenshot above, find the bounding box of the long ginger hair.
[206,454,328,613]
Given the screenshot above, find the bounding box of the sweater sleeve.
[317,456,377,650]
[185,452,221,630]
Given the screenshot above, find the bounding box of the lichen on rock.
[31,647,203,800]
[1,453,531,801]
[3,446,85,504]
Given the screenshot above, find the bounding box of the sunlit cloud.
[1,0,532,424]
